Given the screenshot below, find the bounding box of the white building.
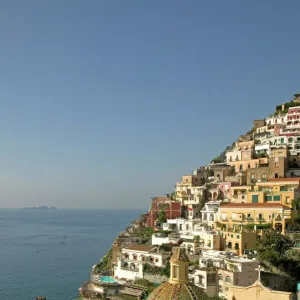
[200,201,222,227]
[192,250,259,299]
[114,245,168,281]
[265,114,287,126]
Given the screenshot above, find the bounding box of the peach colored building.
[228,280,293,300]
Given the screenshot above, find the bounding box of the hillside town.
[78,94,300,300]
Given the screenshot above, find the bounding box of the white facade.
[200,201,221,227]
[191,250,259,298]
[151,233,169,245]
[226,150,242,163]
[265,114,287,125]
[114,245,167,281]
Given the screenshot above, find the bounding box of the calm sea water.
[0,209,142,300]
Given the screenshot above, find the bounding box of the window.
[242,195,245,200]
[273,195,281,201]
[218,274,223,281]
[286,197,290,204]
[186,224,189,230]
[155,258,159,263]
[239,164,243,171]
[235,243,239,250]
[235,279,240,285]
[251,174,255,180]
[248,277,252,284]
[173,266,178,279]
[252,195,258,203]
[265,195,272,201]
[236,235,240,239]
[258,213,263,220]
[262,173,267,179]
[248,164,250,169]
[225,276,231,283]
[218,285,223,293]
[133,254,137,261]
[231,234,233,238]
[247,213,251,218]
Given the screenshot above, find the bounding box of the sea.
[0,209,143,300]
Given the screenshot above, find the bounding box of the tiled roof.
[220,203,290,209]
[148,282,212,300]
[124,245,156,252]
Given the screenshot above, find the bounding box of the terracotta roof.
[124,245,156,252]
[268,178,300,182]
[148,282,211,300]
[220,203,290,209]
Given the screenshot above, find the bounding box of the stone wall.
[143,273,168,284]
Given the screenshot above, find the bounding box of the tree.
[211,156,223,163]
[157,210,166,223]
[292,197,300,211]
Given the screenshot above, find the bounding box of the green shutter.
[273,195,281,201]
[265,195,272,201]
[252,195,259,203]
[237,235,240,239]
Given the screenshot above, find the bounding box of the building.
[114,245,169,280]
[180,228,221,254]
[200,201,222,227]
[175,174,206,205]
[246,156,287,184]
[146,197,182,228]
[247,179,300,208]
[228,279,294,300]
[217,203,293,234]
[219,230,256,255]
[231,186,252,203]
[253,119,266,129]
[193,250,259,299]
[147,248,212,300]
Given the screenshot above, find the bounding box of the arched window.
[218,274,223,281]
[225,276,231,283]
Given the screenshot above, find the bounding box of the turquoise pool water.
[99,276,117,283]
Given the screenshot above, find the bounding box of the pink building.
[217,182,240,200]
[286,106,300,126]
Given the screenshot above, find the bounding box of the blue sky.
[0,1,299,209]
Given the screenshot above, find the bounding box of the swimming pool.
[99,276,117,283]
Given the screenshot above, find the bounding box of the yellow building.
[228,279,293,300]
[218,203,293,234]
[247,179,300,208]
[219,230,256,255]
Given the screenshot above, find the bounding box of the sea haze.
[0,209,143,300]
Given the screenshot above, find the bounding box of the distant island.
[22,206,58,210]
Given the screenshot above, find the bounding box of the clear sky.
[0,1,299,209]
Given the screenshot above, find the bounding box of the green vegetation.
[135,227,155,239]
[133,278,157,295]
[94,248,113,274]
[211,156,223,163]
[157,210,167,223]
[256,233,300,292]
[143,261,170,277]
